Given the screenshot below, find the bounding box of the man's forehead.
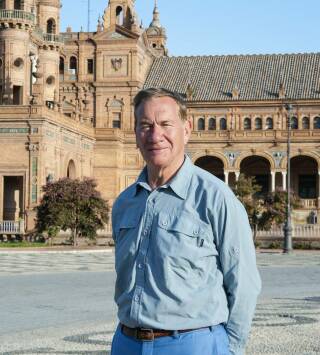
[136,97,179,115]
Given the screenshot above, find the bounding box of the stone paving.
[0,250,319,355]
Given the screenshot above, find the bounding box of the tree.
[232,174,300,241]
[36,178,109,246]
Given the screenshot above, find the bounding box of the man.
[111,88,261,355]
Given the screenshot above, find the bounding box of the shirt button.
[138,263,143,269]
[162,220,168,226]
[143,230,148,236]
[134,295,140,302]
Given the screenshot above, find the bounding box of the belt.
[121,324,209,341]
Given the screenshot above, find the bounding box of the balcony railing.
[0,220,25,235]
[32,27,64,44]
[0,9,35,23]
[43,32,64,44]
[301,199,318,209]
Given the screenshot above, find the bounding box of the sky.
[60,0,320,56]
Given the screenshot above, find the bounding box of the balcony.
[32,27,64,45]
[43,32,64,44]
[0,9,35,25]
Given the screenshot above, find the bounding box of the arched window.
[197,118,205,130]
[244,117,251,130]
[291,116,298,129]
[69,56,77,71]
[67,160,76,179]
[47,18,56,34]
[219,118,227,130]
[255,117,262,130]
[266,117,273,130]
[59,57,64,75]
[302,117,310,129]
[116,6,124,25]
[208,118,216,130]
[314,116,320,129]
[14,0,22,10]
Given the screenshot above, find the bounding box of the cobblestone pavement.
[0,250,319,355]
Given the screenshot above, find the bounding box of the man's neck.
[147,157,185,190]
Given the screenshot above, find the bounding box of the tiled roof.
[144,53,320,101]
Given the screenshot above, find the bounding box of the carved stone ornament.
[272,151,286,168]
[111,58,123,71]
[224,151,240,167]
[27,143,39,152]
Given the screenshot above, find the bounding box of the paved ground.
[0,250,319,355]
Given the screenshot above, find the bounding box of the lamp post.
[283,104,293,253]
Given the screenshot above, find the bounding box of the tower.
[36,0,62,104]
[103,0,138,32]
[0,0,37,104]
[145,0,167,57]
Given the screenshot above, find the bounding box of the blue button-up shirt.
[112,156,261,355]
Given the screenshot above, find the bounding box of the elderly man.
[111,88,261,355]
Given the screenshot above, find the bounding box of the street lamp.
[283,104,293,253]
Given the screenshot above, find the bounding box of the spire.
[150,0,161,28]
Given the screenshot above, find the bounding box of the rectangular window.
[112,112,121,129]
[87,59,94,74]
[13,85,23,105]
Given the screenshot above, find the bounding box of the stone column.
[224,171,229,186]
[318,171,320,207]
[14,189,20,221]
[282,171,287,191]
[235,171,240,181]
[271,171,276,192]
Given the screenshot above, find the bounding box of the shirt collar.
[133,155,193,200]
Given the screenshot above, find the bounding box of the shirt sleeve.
[214,195,262,355]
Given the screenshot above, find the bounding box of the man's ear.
[184,119,192,144]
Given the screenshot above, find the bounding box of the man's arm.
[215,196,261,355]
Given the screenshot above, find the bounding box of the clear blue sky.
[61,0,320,56]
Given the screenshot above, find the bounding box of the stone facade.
[1,0,320,235]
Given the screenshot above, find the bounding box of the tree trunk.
[253,224,258,242]
[72,228,77,247]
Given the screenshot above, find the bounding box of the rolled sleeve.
[215,196,262,354]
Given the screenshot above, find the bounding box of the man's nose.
[147,125,163,142]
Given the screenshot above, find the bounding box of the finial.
[149,0,161,27]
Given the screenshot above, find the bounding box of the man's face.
[135,96,191,172]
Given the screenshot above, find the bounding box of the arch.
[47,18,56,34]
[197,117,205,131]
[291,155,318,199]
[302,116,310,129]
[219,117,227,130]
[235,152,275,170]
[59,57,64,75]
[280,151,320,170]
[69,56,77,71]
[255,117,262,130]
[291,116,298,129]
[67,160,76,179]
[244,117,251,130]
[240,155,271,194]
[208,117,216,130]
[266,117,273,130]
[313,116,320,129]
[116,6,124,25]
[194,156,225,181]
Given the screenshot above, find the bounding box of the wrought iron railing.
[0,9,35,23]
[0,220,24,234]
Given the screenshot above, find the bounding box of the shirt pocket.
[157,211,217,256]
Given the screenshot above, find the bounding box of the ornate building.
[0,0,320,236]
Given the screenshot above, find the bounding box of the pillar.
[235,171,240,181]
[224,171,229,186]
[14,189,20,221]
[282,171,287,191]
[0,175,3,220]
[271,171,276,192]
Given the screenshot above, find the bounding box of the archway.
[67,160,76,179]
[194,156,224,181]
[291,156,318,199]
[240,155,271,194]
